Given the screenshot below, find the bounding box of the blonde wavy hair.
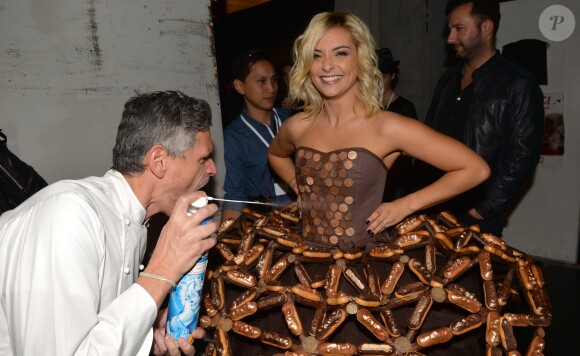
[288,12,384,118]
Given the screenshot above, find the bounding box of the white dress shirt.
[0,170,157,355]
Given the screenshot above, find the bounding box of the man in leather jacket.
[414,0,544,236]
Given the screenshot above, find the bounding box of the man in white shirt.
[0,90,218,355]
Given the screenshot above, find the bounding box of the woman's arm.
[367,115,490,233]
[268,118,299,195]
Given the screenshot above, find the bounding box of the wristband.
[140,272,177,289]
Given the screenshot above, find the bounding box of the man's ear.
[145,144,168,179]
[233,79,245,95]
[481,19,494,39]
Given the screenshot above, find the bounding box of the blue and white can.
[166,253,208,342]
[166,197,211,342]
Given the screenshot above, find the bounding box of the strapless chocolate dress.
[295,147,387,248]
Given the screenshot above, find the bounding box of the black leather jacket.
[424,52,544,220]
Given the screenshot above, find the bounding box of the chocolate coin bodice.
[295,147,387,247]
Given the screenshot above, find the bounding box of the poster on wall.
[540,92,564,167]
[542,93,564,155]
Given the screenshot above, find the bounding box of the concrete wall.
[0,0,225,198]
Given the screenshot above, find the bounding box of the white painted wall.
[0,0,225,198]
[498,0,579,263]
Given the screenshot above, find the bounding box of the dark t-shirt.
[383,95,418,119]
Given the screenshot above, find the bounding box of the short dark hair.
[231,49,275,82]
[376,47,400,75]
[446,0,501,36]
[112,90,212,174]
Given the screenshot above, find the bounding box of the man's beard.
[455,40,485,62]
[455,29,486,62]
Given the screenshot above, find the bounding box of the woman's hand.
[365,201,412,235]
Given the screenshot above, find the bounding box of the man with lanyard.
[222,49,294,222]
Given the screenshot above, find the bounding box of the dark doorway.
[212,0,334,129]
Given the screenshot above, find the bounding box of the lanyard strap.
[385,91,395,110]
[240,109,281,148]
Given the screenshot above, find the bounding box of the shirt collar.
[104,169,147,225]
[472,51,501,80]
[241,108,278,127]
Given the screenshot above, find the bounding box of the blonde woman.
[263,12,489,354]
[269,12,489,244]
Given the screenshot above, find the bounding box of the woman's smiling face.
[310,26,359,100]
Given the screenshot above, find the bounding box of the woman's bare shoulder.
[371,110,417,129]
[372,110,418,122]
[282,111,313,131]
[285,111,310,123]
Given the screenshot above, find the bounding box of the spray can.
[166,197,212,342]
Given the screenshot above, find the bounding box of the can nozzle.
[187,196,209,216]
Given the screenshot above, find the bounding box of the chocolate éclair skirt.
[200,210,550,356]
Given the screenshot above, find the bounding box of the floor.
[536,258,580,355]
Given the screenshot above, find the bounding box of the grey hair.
[112,90,212,174]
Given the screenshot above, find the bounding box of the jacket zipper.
[0,162,24,190]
